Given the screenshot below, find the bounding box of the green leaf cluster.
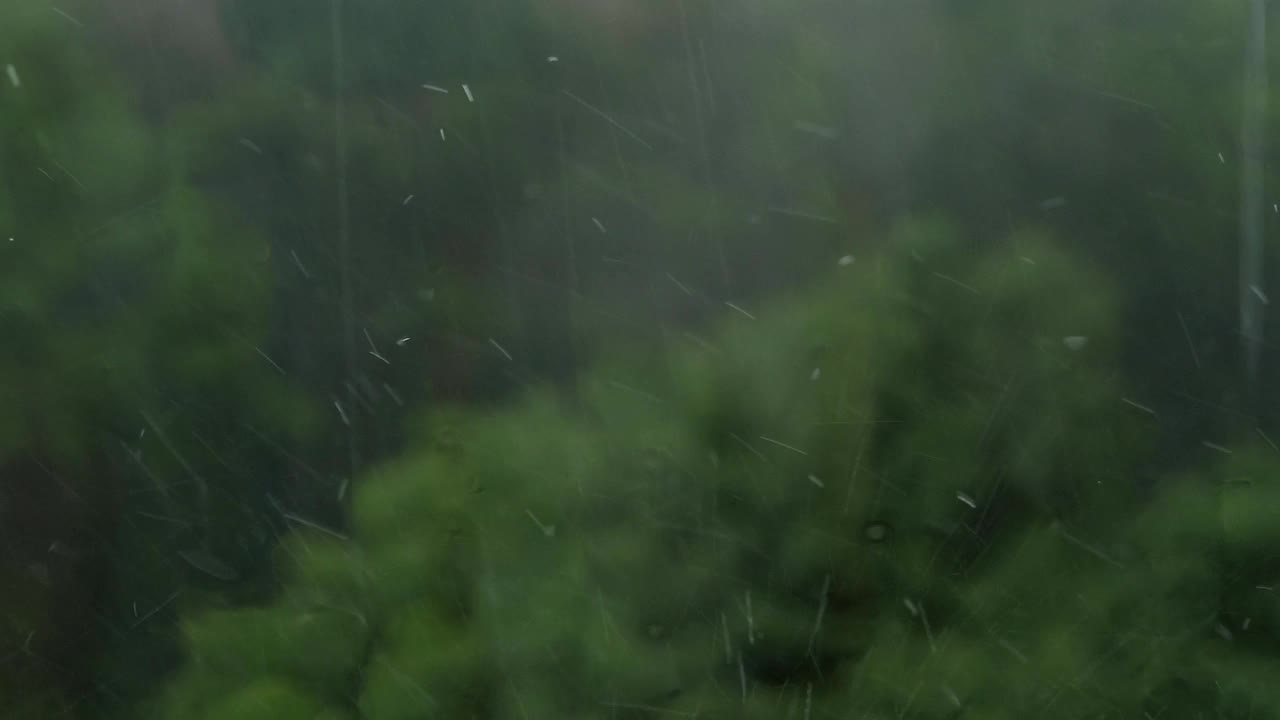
[151,221,1280,718]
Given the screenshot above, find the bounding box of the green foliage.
[7,0,1280,716]
[182,605,369,684]
[202,679,348,720]
[1,1,325,712]
[152,222,1280,718]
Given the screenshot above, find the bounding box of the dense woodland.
[3,0,1280,717]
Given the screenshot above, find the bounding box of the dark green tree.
[1,2,320,713]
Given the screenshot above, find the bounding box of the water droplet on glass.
[863,521,891,542]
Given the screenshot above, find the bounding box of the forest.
[2,0,1279,718]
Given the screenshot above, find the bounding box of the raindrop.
[178,548,238,581]
[942,686,962,708]
[863,521,891,542]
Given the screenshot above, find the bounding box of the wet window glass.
[2,1,1278,718]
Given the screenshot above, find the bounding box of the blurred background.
[2,0,1280,717]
